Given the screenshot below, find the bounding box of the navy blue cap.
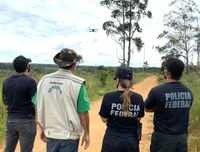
[114,67,133,80]
[13,55,31,72]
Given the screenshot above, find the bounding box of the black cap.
[53,48,82,67]
[13,55,31,72]
[114,67,133,80]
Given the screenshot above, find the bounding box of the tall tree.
[156,0,200,74]
[100,0,152,67]
[195,26,200,67]
[197,35,200,66]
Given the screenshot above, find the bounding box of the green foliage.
[96,66,115,87]
[75,66,116,101]
[133,72,154,83]
[98,71,109,87]
[155,0,200,74]
[0,85,6,144]
[100,0,152,67]
[188,65,200,73]
[182,73,200,151]
[0,71,10,145]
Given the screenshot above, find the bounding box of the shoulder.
[130,92,144,103]
[17,74,36,83]
[2,76,10,87]
[27,75,36,81]
[37,73,53,86]
[179,83,193,96]
[38,72,58,82]
[154,83,167,89]
[23,75,37,86]
[180,82,192,90]
[58,70,85,84]
[148,83,167,93]
[41,72,56,79]
[104,91,118,96]
[130,92,143,101]
[3,75,11,83]
[131,92,142,98]
[103,91,118,99]
[71,74,85,84]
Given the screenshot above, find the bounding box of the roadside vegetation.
[183,73,200,151]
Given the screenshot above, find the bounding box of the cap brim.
[53,52,82,67]
[76,54,82,63]
[54,57,74,67]
[27,58,32,62]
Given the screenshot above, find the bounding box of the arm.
[2,86,8,106]
[99,94,110,124]
[38,123,46,143]
[2,91,8,106]
[144,88,156,113]
[79,111,90,149]
[145,107,155,112]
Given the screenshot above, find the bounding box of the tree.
[195,31,200,67]
[156,0,200,74]
[100,0,152,67]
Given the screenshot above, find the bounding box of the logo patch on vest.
[48,85,63,94]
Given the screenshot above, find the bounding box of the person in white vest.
[33,48,90,152]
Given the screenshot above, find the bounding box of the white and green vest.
[37,68,84,139]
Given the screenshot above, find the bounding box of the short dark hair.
[165,58,184,80]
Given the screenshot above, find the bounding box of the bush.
[183,73,200,151]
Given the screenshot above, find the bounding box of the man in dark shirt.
[2,55,37,152]
[145,58,193,152]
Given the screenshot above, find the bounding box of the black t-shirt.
[2,73,37,119]
[145,82,193,134]
[99,90,144,134]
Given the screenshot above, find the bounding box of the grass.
[0,74,8,146]
[182,73,200,152]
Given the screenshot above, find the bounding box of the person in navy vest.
[99,67,144,152]
[145,58,193,152]
[2,55,37,152]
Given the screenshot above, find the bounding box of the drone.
[89,28,98,32]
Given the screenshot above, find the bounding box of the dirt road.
[0,75,157,152]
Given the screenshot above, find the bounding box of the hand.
[38,123,46,142]
[40,130,46,143]
[81,132,90,149]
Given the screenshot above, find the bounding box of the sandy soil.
[0,75,157,152]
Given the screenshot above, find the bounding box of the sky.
[0,0,199,67]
